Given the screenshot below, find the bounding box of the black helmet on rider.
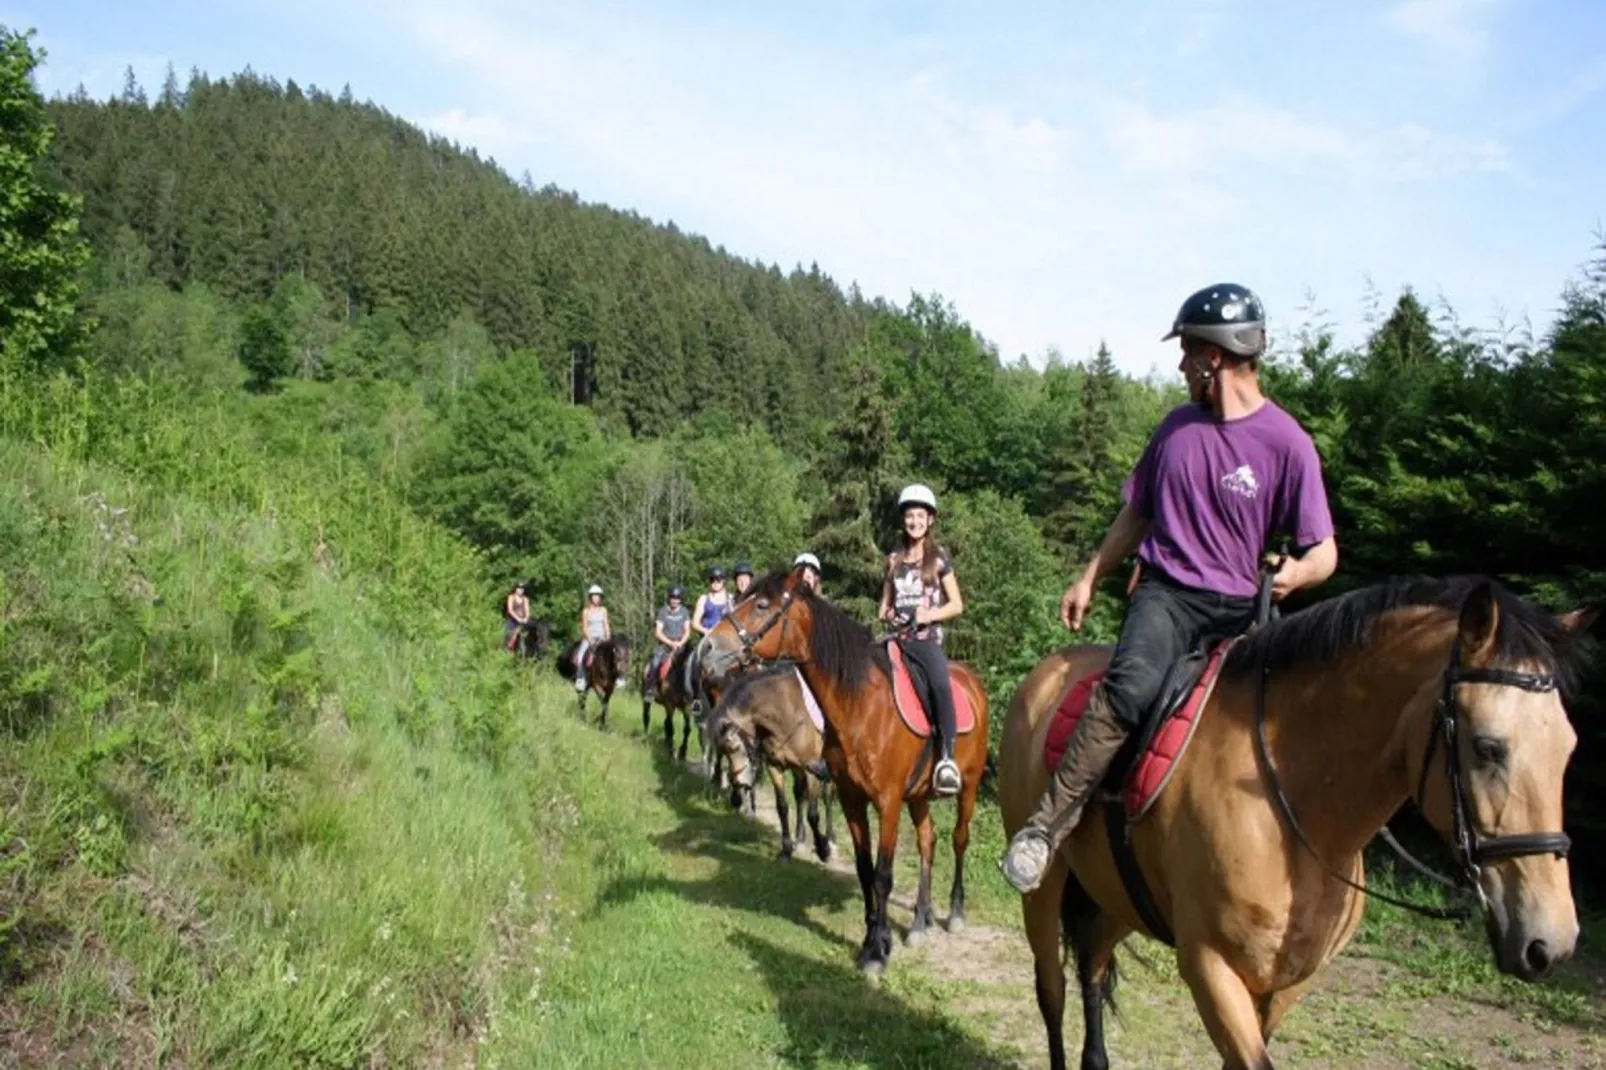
[708,565,727,581]
[1161,283,1266,360]
[668,585,685,601]
[733,560,754,578]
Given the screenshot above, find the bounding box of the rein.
[1254,626,1571,923]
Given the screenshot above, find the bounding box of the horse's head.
[708,692,759,795]
[702,567,811,682]
[1415,583,1598,981]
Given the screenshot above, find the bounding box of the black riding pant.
[1101,571,1256,730]
[900,638,956,749]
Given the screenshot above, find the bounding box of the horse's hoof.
[904,927,928,949]
[945,915,966,935]
[778,848,793,862]
[815,842,833,863]
[857,957,886,982]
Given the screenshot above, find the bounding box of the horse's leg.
[598,685,609,729]
[1257,980,1314,1043]
[663,704,676,753]
[792,770,809,845]
[1023,861,1071,1070]
[1179,943,1274,1070]
[947,775,977,933]
[772,763,795,860]
[677,707,691,763]
[1064,872,1128,1070]
[904,797,937,948]
[864,789,902,972]
[839,791,883,973]
[642,696,652,737]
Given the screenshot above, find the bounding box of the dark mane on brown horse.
[1223,574,1595,692]
[745,571,889,690]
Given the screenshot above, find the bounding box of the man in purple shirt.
[1001,283,1339,894]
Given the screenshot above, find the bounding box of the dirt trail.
[689,755,1606,1070]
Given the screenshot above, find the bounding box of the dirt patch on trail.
[694,755,1606,1069]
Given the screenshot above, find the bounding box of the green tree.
[0,26,90,365]
[237,303,291,389]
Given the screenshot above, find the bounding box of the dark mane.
[1223,574,1595,694]
[743,571,889,690]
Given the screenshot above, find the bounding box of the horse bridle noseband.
[1257,634,1571,921]
[727,588,797,667]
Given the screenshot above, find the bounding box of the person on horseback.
[881,484,966,797]
[733,561,755,597]
[794,552,822,593]
[647,585,691,695]
[574,584,611,693]
[504,581,531,653]
[999,282,1339,893]
[688,566,733,706]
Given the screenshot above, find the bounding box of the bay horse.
[512,617,552,661]
[555,636,630,727]
[643,642,705,761]
[702,567,989,974]
[998,575,1595,1070]
[708,661,837,863]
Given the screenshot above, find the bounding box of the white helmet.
[587,583,603,596]
[897,483,938,514]
[793,552,821,572]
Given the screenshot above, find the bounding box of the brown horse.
[702,567,989,974]
[998,575,1595,1070]
[556,636,631,727]
[708,661,837,863]
[642,642,705,761]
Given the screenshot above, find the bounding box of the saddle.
[884,641,977,739]
[1043,637,1240,820]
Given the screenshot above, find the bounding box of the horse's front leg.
[642,697,652,737]
[904,797,936,947]
[676,709,691,763]
[839,791,881,973]
[1179,942,1275,1070]
[865,790,901,974]
[663,704,676,754]
[803,772,832,862]
[771,764,794,860]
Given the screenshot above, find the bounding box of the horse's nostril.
[1523,939,1553,976]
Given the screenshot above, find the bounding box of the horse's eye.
[1472,736,1508,767]
[756,598,770,610]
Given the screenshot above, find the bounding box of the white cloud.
[1383,0,1503,66]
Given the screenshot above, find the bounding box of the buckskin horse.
[708,661,837,863]
[556,636,631,727]
[642,642,705,761]
[702,567,989,974]
[998,575,1595,1070]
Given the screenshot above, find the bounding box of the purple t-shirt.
[1124,401,1334,598]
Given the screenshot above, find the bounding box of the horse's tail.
[1060,869,1121,1023]
[555,646,575,679]
[979,748,999,796]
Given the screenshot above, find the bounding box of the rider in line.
[1000,283,1339,893]
[574,583,612,693]
[794,552,822,594]
[504,580,531,653]
[880,484,965,798]
[647,585,691,697]
[688,566,733,707]
[733,561,755,597]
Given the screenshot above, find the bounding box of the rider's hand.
[1268,553,1299,602]
[914,607,933,625]
[880,606,896,623]
[1060,576,1095,631]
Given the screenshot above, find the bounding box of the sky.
[5,0,1605,377]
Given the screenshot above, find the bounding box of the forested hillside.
[15,45,1606,883]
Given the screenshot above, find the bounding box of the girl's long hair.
[887,521,949,590]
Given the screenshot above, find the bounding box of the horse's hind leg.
[792,770,809,845]
[947,777,977,932]
[642,698,652,737]
[1062,872,1128,1070]
[677,709,691,763]
[904,797,936,948]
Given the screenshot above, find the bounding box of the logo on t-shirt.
[1221,463,1259,500]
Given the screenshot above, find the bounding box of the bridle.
[1256,625,1572,922]
[725,587,798,669]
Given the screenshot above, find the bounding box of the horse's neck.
[1267,624,1445,861]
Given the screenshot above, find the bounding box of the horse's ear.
[1458,582,1500,661]
[1557,606,1601,635]
[784,565,805,591]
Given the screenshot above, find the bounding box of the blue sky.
[6,0,1604,376]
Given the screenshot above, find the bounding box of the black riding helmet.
[733,560,753,578]
[708,565,727,581]
[1161,283,1266,358]
[668,585,685,601]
